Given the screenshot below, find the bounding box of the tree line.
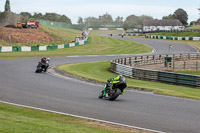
[0,1,191,28]
[80,8,189,27]
[0,0,193,26]
[1,0,72,25]
[0,11,72,24]
[19,12,72,24]
[162,8,188,26]
[78,13,153,26]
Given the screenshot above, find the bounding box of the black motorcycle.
[35,62,49,73]
[99,77,127,101]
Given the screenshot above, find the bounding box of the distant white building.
[143,19,185,31]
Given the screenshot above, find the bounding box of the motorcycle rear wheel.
[109,88,121,101]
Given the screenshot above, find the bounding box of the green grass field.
[176,70,200,75]
[0,102,144,133]
[40,25,83,45]
[56,61,200,100]
[0,30,152,57]
[185,25,200,30]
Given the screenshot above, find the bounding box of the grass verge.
[40,25,82,45]
[175,70,200,75]
[178,40,200,51]
[56,61,200,100]
[0,102,151,133]
[0,30,152,57]
[185,25,200,30]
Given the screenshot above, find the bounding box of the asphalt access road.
[0,36,200,133]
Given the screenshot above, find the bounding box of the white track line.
[0,100,165,133]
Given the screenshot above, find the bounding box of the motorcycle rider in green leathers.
[104,75,125,97]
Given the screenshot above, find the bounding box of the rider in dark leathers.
[38,57,50,72]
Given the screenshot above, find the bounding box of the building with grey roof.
[143,19,185,31]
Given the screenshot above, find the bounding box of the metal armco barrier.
[110,53,200,88]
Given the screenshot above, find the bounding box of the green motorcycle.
[99,76,127,101]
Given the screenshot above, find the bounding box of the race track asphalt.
[0,35,200,133]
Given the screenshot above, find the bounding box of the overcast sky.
[0,0,199,24]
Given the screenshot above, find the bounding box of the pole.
[169,44,172,54]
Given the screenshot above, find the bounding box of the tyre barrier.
[145,35,200,41]
[118,34,145,37]
[0,40,89,53]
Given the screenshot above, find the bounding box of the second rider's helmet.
[41,57,46,63]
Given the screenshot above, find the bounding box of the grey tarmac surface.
[0,36,200,133]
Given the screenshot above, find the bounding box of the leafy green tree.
[20,12,32,21]
[77,17,83,24]
[44,13,58,21]
[84,17,98,23]
[138,15,153,25]
[123,21,129,31]
[42,13,71,24]
[173,8,188,26]
[190,21,195,26]
[125,14,153,27]
[0,11,3,17]
[162,8,188,26]
[115,16,123,22]
[33,12,43,19]
[162,14,173,20]
[125,15,138,27]
[60,15,71,24]
[5,0,11,12]
[99,13,113,22]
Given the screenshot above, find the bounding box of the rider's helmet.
[118,75,123,79]
[118,75,126,84]
[41,57,46,63]
[118,74,124,78]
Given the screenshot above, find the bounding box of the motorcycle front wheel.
[98,90,104,99]
[35,67,42,73]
